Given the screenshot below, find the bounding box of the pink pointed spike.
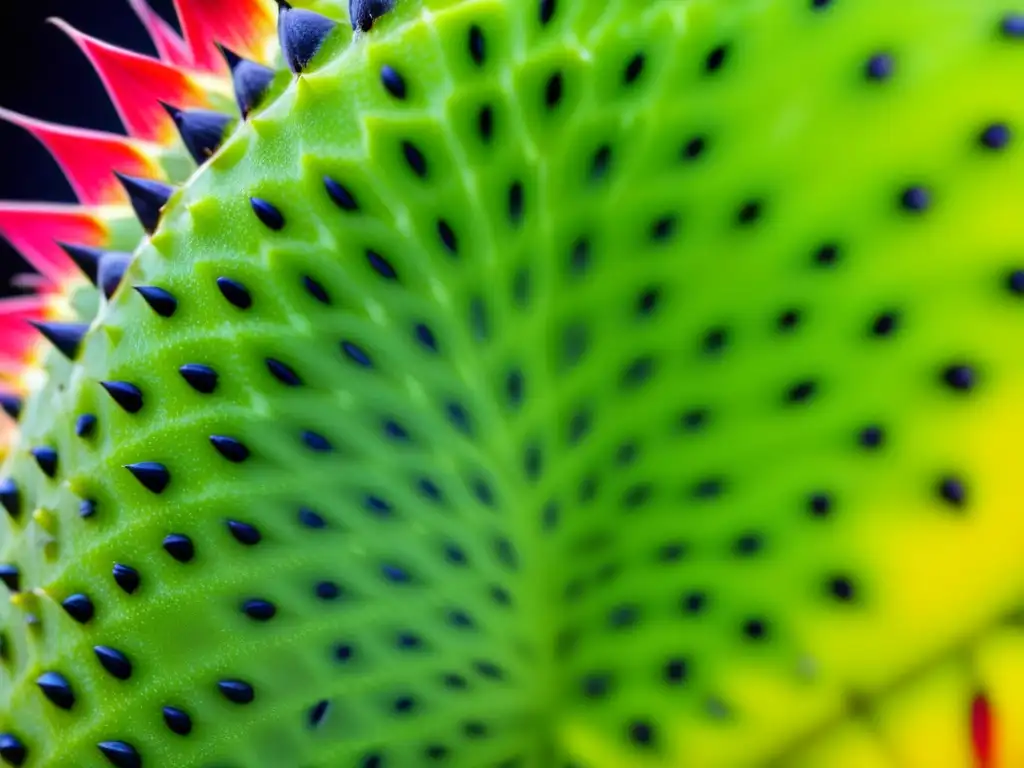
[127,0,193,68]
[173,0,274,71]
[51,18,210,143]
[0,203,107,284]
[0,108,162,205]
[0,296,47,373]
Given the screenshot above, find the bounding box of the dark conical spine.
[134,286,178,317]
[124,462,170,494]
[98,251,133,299]
[0,478,20,518]
[0,393,20,420]
[56,242,102,284]
[350,0,395,31]
[30,322,87,360]
[161,103,234,164]
[101,381,144,414]
[218,44,276,117]
[277,0,338,73]
[114,174,175,234]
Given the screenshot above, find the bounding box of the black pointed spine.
[61,593,95,624]
[97,252,133,299]
[162,103,234,164]
[350,0,396,31]
[0,733,27,766]
[97,741,141,768]
[30,322,87,360]
[112,564,140,594]
[0,393,20,420]
[56,242,102,284]
[101,382,144,414]
[277,1,339,73]
[125,462,170,494]
[134,286,178,317]
[250,197,285,230]
[219,45,276,117]
[36,672,74,710]
[94,646,133,680]
[179,364,218,393]
[0,479,19,518]
[31,447,58,478]
[114,174,174,234]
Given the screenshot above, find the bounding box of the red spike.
[0,296,48,374]
[127,0,194,68]
[0,204,107,285]
[173,0,275,71]
[971,692,994,768]
[0,108,162,205]
[51,18,210,143]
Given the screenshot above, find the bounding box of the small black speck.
[545,72,563,108]
[942,363,976,392]
[733,533,763,557]
[938,476,967,507]
[309,699,330,727]
[478,105,493,142]
[865,53,894,81]
[705,45,728,72]
[980,123,1012,150]
[809,492,832,518]
[777,309,801,331]
[624,54,645,83]
[786,379,817,404]
[381,65,407,99]
[651,215,677,241]
[859,425,885,449]
[303,276,331,304]
[743,618,768,640]
[629,720,655,746]
[403,141,428,177]
[581,673,610,698]
[737,199,762,225]
[682,135,707,160]
[829,576,855,602]
[814,242,840,266]
[681,591,707,614]
[664,658,688,684]
[468,25,485,65]
[871,311,899,336]
[901,186,931,213]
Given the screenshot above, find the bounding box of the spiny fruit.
[0,0,1024,765]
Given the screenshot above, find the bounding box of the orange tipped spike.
[172,0,275,71]
[51,18,210,143]
[0,204,107,285]
[0,108,162,205]
[127,0,194,68]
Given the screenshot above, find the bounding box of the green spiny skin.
[5,0,1024,765]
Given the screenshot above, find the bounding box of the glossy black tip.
[112,563,140,594]
[0,564,19,592]
[162,102,234,164]
[97,741,141,768]
[278,2,338,73]
[162,707,193,736]
[0,393,21,420]
[0,733,27,766]
[101,381,144,414]
[61,593,95,624]
[210,435,251,463]
[36,672,74,710]
[219,46,276,117]
[250,197,285,230]
[56,241,102,284]
[31,446,58,478]
[0,478,20,518]
[94,646,133,680]
[96,251,133,300]
[350,0,396,31]
[30,321,87,360]
[114,173,175,234]
[179,363,218,393]
[134,285,178,317]
[218,679,255,704]
[125,462,170,494]
[162,533,195,563]
[75,413,97,438]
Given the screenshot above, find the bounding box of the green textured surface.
[4,0,1024,765]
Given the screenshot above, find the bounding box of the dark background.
[0,0,177,295]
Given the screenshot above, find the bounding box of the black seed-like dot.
[705,45,728,72]
[508,182,524,224]
[397,632,422,650]
[250,197,285,231]
[478,105,493,141]
[266,358,302,386]
[0,566,19,593]
[162,706,192,736]
[381,65,406,99]
[302,275,331,304]
[37,671,74,709]
[809,492,832,518]
[682,591,707,614]
[777,309,800,331]
[651,215,676,241]
[545,72,563,108]
[865,53,894,80]
[179,364,218,393]
[734,533,763,557]
[113,564,140,594]
[227,520,261,545]
[242,599,277,621]
[664,658,688,684]
[31,447,57,478]
[829,576,855,602]
[871,311,899,336]
[94,646,132,680]
[298,507,326,528]
[334,644,354,662]
[316,581,341,600]
[786,380,817,404]
[426,745,448,760]
[743,618,768,640]
[539,0,555,24]
[463,721,487,737]
[938,476,967,507]
[163,534,194,563]
[218,679,255,704]
[415,323,437,351]
[737,199,762,225]
[403,141,427,177]
[815,242,840,266]
[468,25,485,64]
[76,413,97,437]
[682,135,707,160]
[811,0,834,9]
[324,177,359,211]
[624,53,645,83]
[210,435,250,463]
[608,604,638,628]
[97,741,140,768]
[590,144,612,181]
[702,327,728,354]
[0,734,27,766]
[443,672,467,689]
[61,593,94,624]
[79,498,97,518]
[901,186,930,212]
[366,249,398,280]
[340,340,372,367]
[629,721,655,746]
[437,220,458,254]
[216,277,252,309]
[859,425,885,449]
[309,699,330,727]
[302,430,332,453]
[382,564,411,584]
[943,364,976,391]
[980,123,1011,150]
[365,494,392,516]
[680,408,708,432]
